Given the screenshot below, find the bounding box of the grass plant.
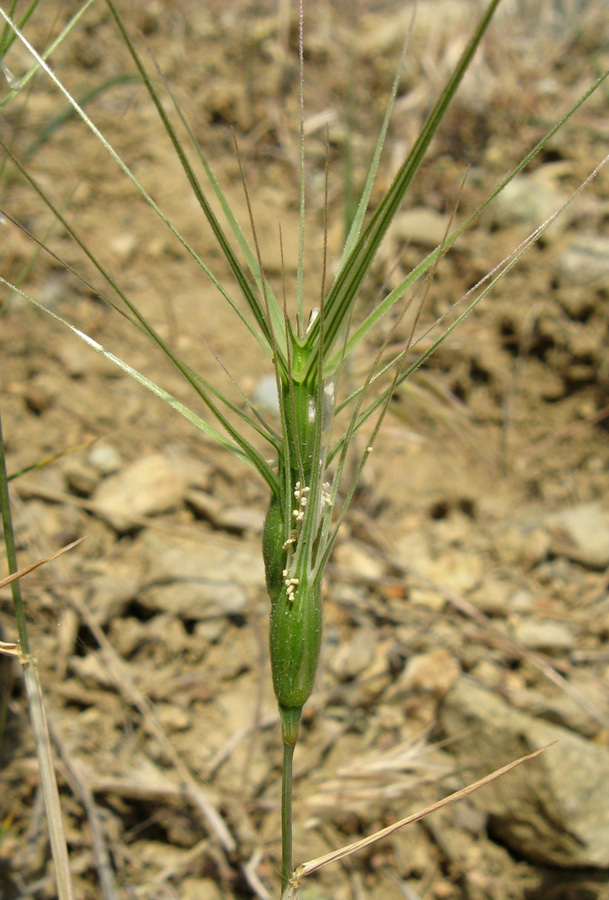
[0,411,80,900]
[1,1,609,897]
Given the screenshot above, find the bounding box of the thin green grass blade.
[104,0,286,365]
[343,60,356,243]
[323,64,609,378]
[7,442,95,482]
[316,354,401,580]
[0,415,31,657]
[313,286,410,577]
[0,275,280,493]
[2,205,281,469]
[0,8,274,359]
[0,1,95,106]
[330,149,609,460]
[0,0,40,59]
[296,0,306,335]
[336,26,408,275]
[0,139,281,455]
[0,0,19,59]
[302,0,502,379]
[0,200,144,330]
[13,0,41,34]
[153,68,287,351]
[25,74,139,158]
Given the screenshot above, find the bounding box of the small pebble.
[512,619,575,652]
[88,441,123,476]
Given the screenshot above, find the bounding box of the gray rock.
[417,550,483,595]
[88,565,142,625]
[548,502,609,569]
[185,489,223,522]
[213,505,265,534]
[511,619,575,652]
[509,590,535,614]
[143,581,247,618]
[64,459,101,496]
[92,454,186,532]
[69,652,115,689]
[138,530,264,618]
[390,648,460,698]
[441,679,609,867]
[87,441,123,476]
[186,490,265,534]
[333,541,385,579]
[509,684,606,739]
[490,169,570,239]
[469,579,512,616]
[392,207,451,249]
[181,877,223,900]
[557,235,609,286]
[327,627,376,682]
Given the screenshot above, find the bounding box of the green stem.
[281,739,295,895]
[0,410,30,656]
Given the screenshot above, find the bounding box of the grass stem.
[0,411,30,656]
[281,740,296,894]
[0,411,74,900]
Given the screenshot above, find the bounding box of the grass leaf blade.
[304,0,502,376]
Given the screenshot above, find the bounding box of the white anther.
[294,484,310,506]
[286,575,299,602]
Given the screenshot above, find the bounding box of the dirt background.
[2,1,609,899]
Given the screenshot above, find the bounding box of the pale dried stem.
[0,538,84,590]
[47,721,119,900]
[286,743,553,893]
[22,662,75,900]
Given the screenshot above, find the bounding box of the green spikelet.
[269,576,322,743]
[262,493,285,603]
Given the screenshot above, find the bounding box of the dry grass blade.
[49,721,119,900]
[0,537,84,590]
[0,639,20,656]
[1,410,75,900]
[288,743,554,889]
[21,662,75,900]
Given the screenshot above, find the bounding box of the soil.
[2,2,609,899]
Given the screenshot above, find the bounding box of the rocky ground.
[2,2,609,899]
